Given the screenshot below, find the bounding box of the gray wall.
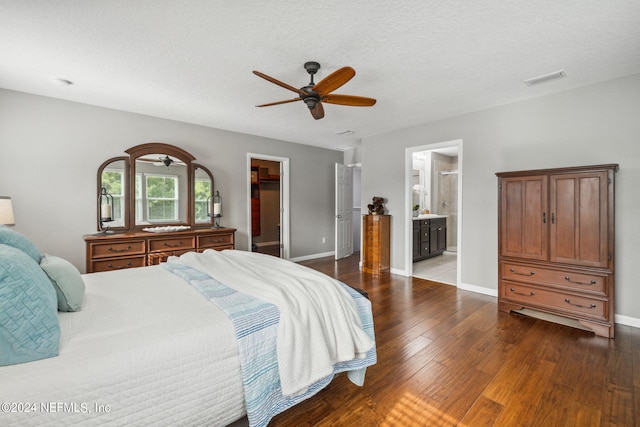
[362,73,640,322]
[0,89,342,272]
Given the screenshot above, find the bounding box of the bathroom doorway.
[405,141,462,285]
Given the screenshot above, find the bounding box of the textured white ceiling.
[1,1,639,150]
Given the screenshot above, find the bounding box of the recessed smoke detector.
[50,78,74,86]
[336,130,354,136]
[524,70,566,86]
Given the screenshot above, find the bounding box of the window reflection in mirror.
[101,160,126,227]
[134,154,188,224]
[194,166,212,224]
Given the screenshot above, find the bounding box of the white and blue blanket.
[163,250,376,427]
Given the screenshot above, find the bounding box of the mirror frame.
[96,156,130,232]
[193,163,215,226]
[96,143,215,232]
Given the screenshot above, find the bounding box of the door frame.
[247,153,290,260]
[404,139,463,284]
[335,163,354,259]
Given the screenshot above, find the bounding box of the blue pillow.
[40,254,85,312]
[0,224,43,263]
[0,244,60,366]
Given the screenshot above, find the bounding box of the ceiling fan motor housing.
[303,61,320,75]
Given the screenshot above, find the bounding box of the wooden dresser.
[496,164,617,338]
[84,227,235,273]
[362,214,390,275]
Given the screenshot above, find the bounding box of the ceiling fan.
[253,61,376,120]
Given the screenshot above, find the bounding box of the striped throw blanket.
[163,259,376,427]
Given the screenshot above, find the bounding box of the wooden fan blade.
[256,98,302,107]
[253,70,307,96]
[313,67,355,96]
[322,94,377,107]
[310,102,325,120]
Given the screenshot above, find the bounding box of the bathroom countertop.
[413,214,447,220]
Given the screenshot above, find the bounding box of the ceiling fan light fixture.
[303,97,319,109]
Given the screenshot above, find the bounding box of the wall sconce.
[98,187,114,234]
[208,190,222,228]
[0,196,15,226]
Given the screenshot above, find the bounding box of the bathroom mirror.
[96,143,214,231]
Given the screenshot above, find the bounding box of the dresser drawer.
[91,256,146,272]
[198,245,233,253]
[89,240,146,259]
[197,233,234,249]
[147,250,192,265]
[501,281,607,321]
[501,262,606,295]
[148,236,195,253]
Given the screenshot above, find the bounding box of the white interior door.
[335,163,353,259]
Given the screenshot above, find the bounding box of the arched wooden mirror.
[96,143,214,231]
[97,156,129,231]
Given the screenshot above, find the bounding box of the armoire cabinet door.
[550,171,609,268]
[500,175,548,260]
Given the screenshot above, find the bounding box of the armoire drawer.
[501,281,607,321]
[501,262,606,295]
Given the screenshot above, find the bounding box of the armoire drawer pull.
[108,245,131,252]
[564,276,596,286]
[510,268,535,276]
[510,288,535,297]
[564,298,596,309]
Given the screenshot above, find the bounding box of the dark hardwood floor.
[269,254,639,427]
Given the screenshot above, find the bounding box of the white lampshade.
[0,196,15,226]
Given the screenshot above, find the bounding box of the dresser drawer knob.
[108,245,131,252]
[510,288,535,297]
[564,298,596,309]
[509,268,535,276]
[564,276,596,286]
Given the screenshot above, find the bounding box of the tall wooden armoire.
[362,214,390,275]
[496,164,618,338]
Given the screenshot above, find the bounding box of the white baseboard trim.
[615,314,640,329]
[390,268,408,276]
[289,251,335,263]
[458,282,498,297]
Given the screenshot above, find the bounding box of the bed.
[0,236,376,427]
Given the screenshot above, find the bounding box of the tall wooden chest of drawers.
[496,164,617,338]
[362,214,390,275]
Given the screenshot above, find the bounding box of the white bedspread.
[0,266,245,427]
[174,249,375,397]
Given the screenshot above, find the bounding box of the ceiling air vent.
[524,70,566,86]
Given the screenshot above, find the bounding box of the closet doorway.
[247,154,290,259]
